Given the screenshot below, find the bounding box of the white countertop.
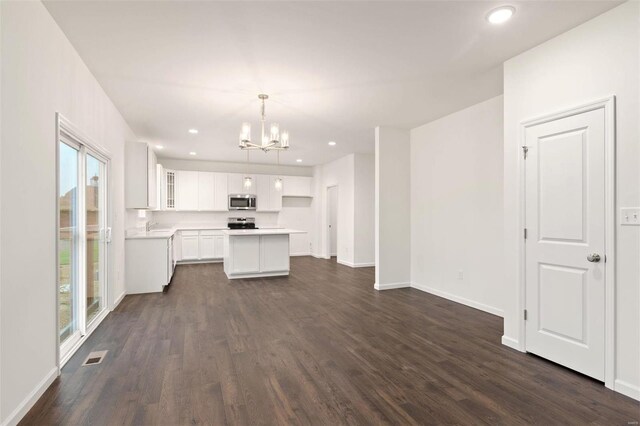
[223,228,306,236]
[126,224,303,240]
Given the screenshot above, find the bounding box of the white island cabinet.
[223,229,305,279]
[125,232,175,294]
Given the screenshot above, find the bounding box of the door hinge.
[524,309,528,321]
[524,228,528,239]
[522,146,529,159]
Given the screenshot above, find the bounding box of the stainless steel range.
[227,217,257,229]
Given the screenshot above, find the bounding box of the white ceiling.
[44,1,619,166]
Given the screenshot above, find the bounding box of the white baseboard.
[112,291,126,310]
[1,366,58,426]
[374,282,411,290]
[311,253,329,260]
[615,379,640,401]
[501,335,523,352]
[291,252,311,257]
[410,282,503,317]
[337,260,375,268]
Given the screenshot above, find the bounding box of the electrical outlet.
[621,208,640,226]
[458,270,464,280]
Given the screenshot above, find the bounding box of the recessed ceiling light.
[328,141,337,146]
[189,151,197,156]
[156,145,164,150]
[487,6,515,25]
[188,128,199,134]
[296,158,302,163]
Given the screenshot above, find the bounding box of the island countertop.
[223,228,306,236]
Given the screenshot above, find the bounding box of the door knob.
[587,253,601,263]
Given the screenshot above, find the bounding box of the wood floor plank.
[19,257,640,425]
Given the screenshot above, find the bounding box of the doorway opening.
[327,185,338,261]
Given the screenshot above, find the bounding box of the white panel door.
[176,171,199,210]
[525,108,606,381]
[198,172,215,211]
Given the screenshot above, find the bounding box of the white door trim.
[517,96,616,389]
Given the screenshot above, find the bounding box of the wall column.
[375,127,411,290]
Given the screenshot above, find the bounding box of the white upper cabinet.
[152,169,308,211]
[256,175,283,212]
[176,170,199,210]
[227,173,244,195]
[282,176,313,197]
[270,176,283,211]
[197,172,215,210]
[125,141,158,209]
[155,164,164,210]
[213,172,228,211]
[228,173,257,195]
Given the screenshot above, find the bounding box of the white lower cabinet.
[178,230,225,262]
[260,234,290,272]
[180,231,200,260]
[228,235,261,274]
[125,236,174,294]
[199,231,216,259]
[224,233,290,278]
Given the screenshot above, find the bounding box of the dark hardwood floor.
[22,257,639,425]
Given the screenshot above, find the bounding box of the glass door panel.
[85,153,107,324]
[59,142,79,345]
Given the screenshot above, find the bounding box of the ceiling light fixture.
[487,6,515,24]
[156,145,164,150]
[239,94,290,152]
[328,141,336,146]
[189,151,197,156]
[296,159,302,163]
[188,128,198,134]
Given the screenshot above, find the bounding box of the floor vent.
[82,350,108,366]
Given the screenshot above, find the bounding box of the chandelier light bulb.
[281,131,289,148]
[240,122,251,142]
[270,123,280,142]
[274,177,283,191]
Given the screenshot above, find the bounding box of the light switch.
[621,208,640,226]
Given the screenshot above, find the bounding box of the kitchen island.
[223,229,305,279]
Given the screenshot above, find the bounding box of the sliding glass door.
[58,117,110,364]
[59,142,80,348]
[85,153,107,324]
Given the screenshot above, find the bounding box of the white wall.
[503,1,639,399]
[375,127,411,289]
[0,2,136,424]
[410,96,504,316]
[354,153,375,266]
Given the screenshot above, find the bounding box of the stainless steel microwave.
[229,194,257,210]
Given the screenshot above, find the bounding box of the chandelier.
[238,94,289,152]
